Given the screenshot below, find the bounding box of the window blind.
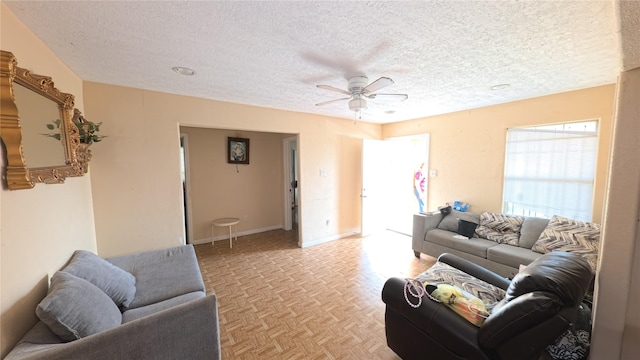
[502,121,598,221]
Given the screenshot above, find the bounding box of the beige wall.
[0,4,97,357]
[383,85,615,224]
[84,81,380,256]
[180,127,286,243]
[591,67,640,359]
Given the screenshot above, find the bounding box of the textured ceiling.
[4,1,637,124]
[618,0,640,71]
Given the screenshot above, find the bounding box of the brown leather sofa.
[381,251,593,360]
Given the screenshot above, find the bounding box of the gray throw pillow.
[36,272,122,342]
[519,217,550,249]
[63,250,136,308]
[437,210,480,233]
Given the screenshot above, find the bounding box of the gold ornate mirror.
[0,50,90,190]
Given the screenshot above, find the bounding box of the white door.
[361,139,389,236]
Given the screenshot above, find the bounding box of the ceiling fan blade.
[316,97,351,106]
[317,84,350,95]
[363,77,394,94]
[366,93,408,101]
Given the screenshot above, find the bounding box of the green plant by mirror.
[43,108,105,145]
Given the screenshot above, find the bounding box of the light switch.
[429,169,438,178]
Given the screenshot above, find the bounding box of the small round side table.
[211,217,240,248]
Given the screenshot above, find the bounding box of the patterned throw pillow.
[531,215,600,271]
[475,212,524,245]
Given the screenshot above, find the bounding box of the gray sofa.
[5,245,221,360]
[412,210,552,277]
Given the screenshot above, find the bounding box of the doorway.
[361,134,430,236]
[385,134,430,234]
[283,136,299,233]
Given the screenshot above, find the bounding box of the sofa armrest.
[382,277,483,355]
[10,295,220,360]
[438,253,511,290]
[412,213,442,253]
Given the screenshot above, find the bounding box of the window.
[502,121,598,222]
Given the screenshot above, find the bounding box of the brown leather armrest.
[438,253,511,290]
[382,277,483,355]
[493,307,574,360]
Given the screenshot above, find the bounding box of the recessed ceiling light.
[385,110,396,114]
[172,66,195,76]
[490,84,510,91]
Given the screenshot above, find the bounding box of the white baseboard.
[299,229,360,248]
[191,226,361,248]
[190,225,283,245]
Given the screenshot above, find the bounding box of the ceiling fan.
[315,76,408,112]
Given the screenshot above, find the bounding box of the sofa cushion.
[62,250,136,308]
[107,245,205,309]
[122,291,205,323]
[36,272,122,342]
[531,215,600,271]
[519,217,549,249]
[426,229,497,259]
[437,210,480,233]
[487,244,542,270]
[475,212,524,245]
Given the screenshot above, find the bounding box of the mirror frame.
[0,50,89,190]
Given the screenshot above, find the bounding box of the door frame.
[283,136,298,231]
[180,133,193,245]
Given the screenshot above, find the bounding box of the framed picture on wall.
[227,137,250,164]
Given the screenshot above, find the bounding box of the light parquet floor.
[194,229,435,359]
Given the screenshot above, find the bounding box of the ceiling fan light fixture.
[349,98,367,112]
